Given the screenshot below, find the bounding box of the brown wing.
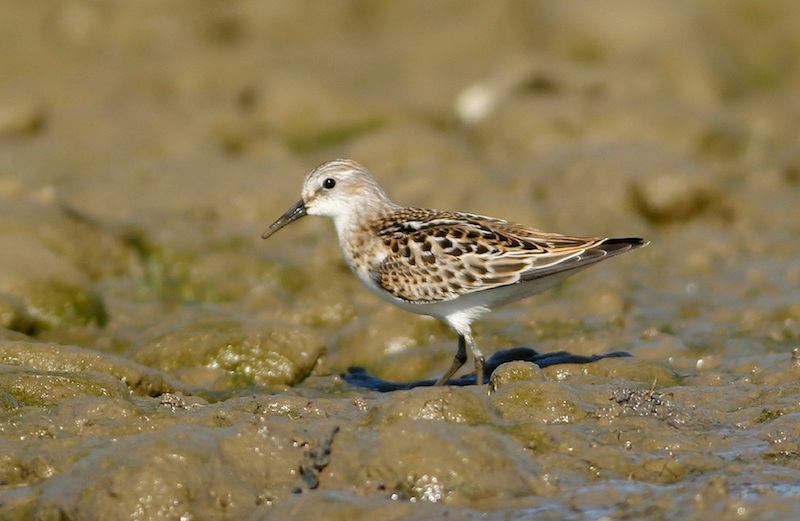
[369,209,615,303]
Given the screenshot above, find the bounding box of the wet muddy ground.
[1,2,800,520]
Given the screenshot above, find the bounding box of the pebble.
[0,101,46,137]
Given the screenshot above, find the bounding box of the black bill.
[261,200,307,239]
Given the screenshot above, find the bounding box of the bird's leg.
[464,332,485,385]
[434,335,467,386]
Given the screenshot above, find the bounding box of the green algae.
[0,341,188,397]
[0,367,129,407]
[132,316,325,388]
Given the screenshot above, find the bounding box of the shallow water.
[1,2,800,520]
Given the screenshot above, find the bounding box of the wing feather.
[370,208,642,303]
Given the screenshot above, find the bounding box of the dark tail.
[521,236,647,282]
[598,237,648,256]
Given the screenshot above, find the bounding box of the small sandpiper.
[263,159,647,385]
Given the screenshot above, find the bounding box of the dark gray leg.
[435,335,467,386]
[464,332,485,385]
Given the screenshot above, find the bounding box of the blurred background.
[3,2,800,519]
[1,0,799,384]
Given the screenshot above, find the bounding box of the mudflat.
[1,2,799,520]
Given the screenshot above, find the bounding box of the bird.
[262,159,647,386]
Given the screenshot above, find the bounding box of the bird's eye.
[322,178,336,189]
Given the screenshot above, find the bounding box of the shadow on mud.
[343,347,632,391]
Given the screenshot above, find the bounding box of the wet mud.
[2,2,800,520]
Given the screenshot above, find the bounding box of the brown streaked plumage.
[263,159,647,386]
